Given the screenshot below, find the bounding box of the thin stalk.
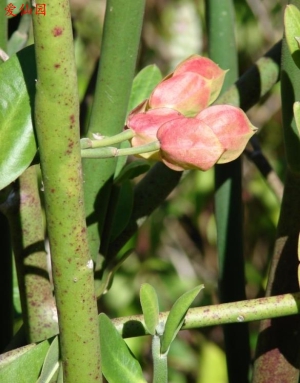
[81,141,160,158]
[0,167,58,343]
[108,42,282,258]
[82,0,146,260]
[80,129,135,149]
[206,1,250,381]
[112,292,300,339]
[32,2,101,382]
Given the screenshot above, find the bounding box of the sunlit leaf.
[99,313,146,383]
[285,4,300,68]
[37,336,60,383]
[161,285,204,355]
[127,65,162,115]
[0,341,49,383]
[0,45,37,190]
[140,283,159,335]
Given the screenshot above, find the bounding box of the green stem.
[32,2,101,382]
[81,129,135,149]
[0,167,58,343]
[152,334,168,383]
[82,0,146,260]
[7,13,31,56]
[113,292,300,339]
[206,1,250,380]
[81,141,160,158]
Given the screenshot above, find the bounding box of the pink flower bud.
[148,72,211,117]
[174,55,228,105]
[196,105,257,163]
[126,108,183,159]
[157,117,224,171]
[148,55,227,116]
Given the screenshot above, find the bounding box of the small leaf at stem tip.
[140,283,160,335]
[161,285,204,355]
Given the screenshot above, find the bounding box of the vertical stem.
[32,2,101,382]
[206,0,250,381]
[1,167,58,343]
[82,0,146,260]
[152,335,168,383]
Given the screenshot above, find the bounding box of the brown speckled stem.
[0,166,58,343]
[32,2,101,382]
[112,292,300,339]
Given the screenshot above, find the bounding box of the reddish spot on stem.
[69,114,75,124]
[54,63,61,69]
[52,27,64,37]
[50,188,55,193]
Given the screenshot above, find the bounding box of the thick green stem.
[206,1,250,381]
[0,167,58,343]
[113,292,300,339]
[32,2,101,382]
[82,0,146,260]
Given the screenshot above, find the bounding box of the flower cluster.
[126,55,257,171]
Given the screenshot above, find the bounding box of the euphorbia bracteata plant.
[126,55,257,171]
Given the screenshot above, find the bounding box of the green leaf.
[99,313,146,383]
[109,180,134,242]
[140,283,159,335]
[161,285,204,355]
[37,336,60,383]
[0,341,49,383]
[0,45,37,190]
[127,65,162,115]
[285,4,300,68]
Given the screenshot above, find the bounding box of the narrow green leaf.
[0,45,37,190]
[99,313,146,383]
[285,4,300,68]
[161,285,204,355]
[37,336,60,383]
[127,64,162,114]
[140,283,159,335]
[0,341,49,383]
